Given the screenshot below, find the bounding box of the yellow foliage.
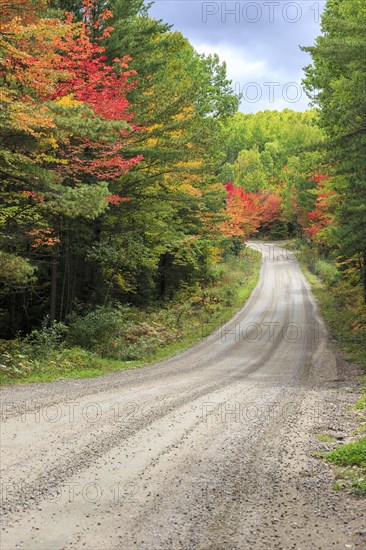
[43,135,59,150]
[336,255,362,275]
[8,102,55,137]
[113,272,136,293]
[209,246,223,264]
[35,153,67,164]
[174,106,194,121]
[177,159,202,169]
[146,138,159,147]
[55,93,83,108]
[179,183,202,197]
[145,123,162,132]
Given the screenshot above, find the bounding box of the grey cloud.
[149,0,324,112]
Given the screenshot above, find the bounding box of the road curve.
[1,243,364,549]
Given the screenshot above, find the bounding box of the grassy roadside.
[293,244,366,495]
[298,260,366,367]
[0,248,261,386]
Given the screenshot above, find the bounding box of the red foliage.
[2,0,143,223]
[105,194,131,205]
[27,228,60,248]
[306,185,336,238]
[48,3,142,181]
[0,0,46,29]
[221,183,282,240]
[260,192,283,229]
[21,190,44,203]
[309,170,329,184]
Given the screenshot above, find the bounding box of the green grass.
[0,249,261,385]
[355,395,366,411]
[325,438,366,467]
[0,346,141,385]
[315,439,366,495]
[296,252,366,368]
[314,433,336,443]
[324,438,366,495]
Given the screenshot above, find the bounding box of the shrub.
[25,318,68,356]
[67,305,175,361]
[0,340,36,378]
[67,306,124,352]
[313,259,340,286]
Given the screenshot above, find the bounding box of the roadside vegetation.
[0,249,260,385]
[294,242,366,496]
[324,437,366,496]
[295,243,366,367]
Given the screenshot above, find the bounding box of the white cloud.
[192,41,310,113]
[193,42,268,80]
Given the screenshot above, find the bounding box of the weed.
[314,433,336,443]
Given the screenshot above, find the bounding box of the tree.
[302,0,366,301]
[220,183,282,244]
[85,6,239,301]
[0,0,141,332]
[233,148,267,191]
[0,0,241,336]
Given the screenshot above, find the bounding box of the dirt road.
[1,243,364,549]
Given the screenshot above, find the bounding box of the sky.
[148,0,325,113]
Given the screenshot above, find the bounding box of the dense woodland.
[0,0,365,372]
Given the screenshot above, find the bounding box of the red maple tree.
[221,183,282,240]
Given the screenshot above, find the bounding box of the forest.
[0,0,365,381]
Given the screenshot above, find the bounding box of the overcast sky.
[148,0,325,113]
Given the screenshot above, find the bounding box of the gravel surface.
[1,242,365,549]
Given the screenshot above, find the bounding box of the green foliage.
[221,109,323,167]
[0,341,36,378]
[67,305,175,360]
[67,253,257,361]
[0,0,240,337]
[0,337,98,380]
[297,244,366,366]
[25,318,68,353]
[325,438,366,467]
[0,250,261,384]
[0,313,100,381]
[302,0,366,301]
[233,147,267,191]
[312,259,340,286]
[219,109,328,242]
[0,251,36,285]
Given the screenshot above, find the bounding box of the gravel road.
[1,243,365,549]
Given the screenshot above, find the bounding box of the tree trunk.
[158,254,166,299]
[49,244,59,324]
[363,251,366,305]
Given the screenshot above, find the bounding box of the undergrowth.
[0,248,261,384]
